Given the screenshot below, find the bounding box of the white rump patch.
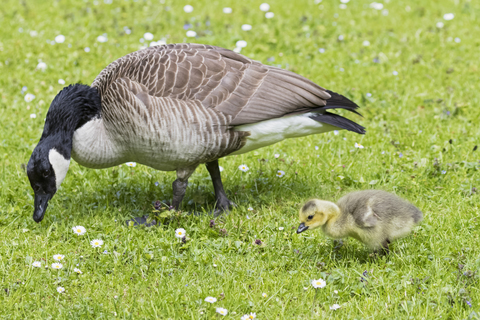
[49,149,71,189]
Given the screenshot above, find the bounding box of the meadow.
[0,0,479,318]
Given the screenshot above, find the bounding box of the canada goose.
[297,190,422,252]
[27,43,365,223]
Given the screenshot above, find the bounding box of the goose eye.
[43,170,50,177]
[307,215,314,220]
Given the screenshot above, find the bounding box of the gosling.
[297,190,422,252]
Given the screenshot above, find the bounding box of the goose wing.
[92,43,346,126]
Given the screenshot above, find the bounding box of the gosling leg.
[381,239,391,255]
[205,160,235,216]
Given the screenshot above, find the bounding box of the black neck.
[39,84,102,159]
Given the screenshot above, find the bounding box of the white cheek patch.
[48,149,71,190]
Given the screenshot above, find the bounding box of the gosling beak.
[33,192,52,223]
[296,222,309,234]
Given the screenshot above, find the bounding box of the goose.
[297,190,423,252]
[27,43,365,223]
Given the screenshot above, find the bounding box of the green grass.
[1,0,480,318]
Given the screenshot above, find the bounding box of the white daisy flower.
[241,24,252,31]
[276,170,285,178]
[363,40,370,46]
[370,2,383,10]
[274,154,280,158]
[265,12,274,18]
[143,32,154,41]
[334,290,339,294]
[51,263,63,270]
[97,35,108,43]
[57,286,65,293]
[205,296,217,303]
[236,40,247,48]
[340,0,350,3]
[233,47,242,53]
[25,93,36,102]
[32,261,41,268]
[53,254,65,261]
[278,227,284,231]
[436,22,444,28]
[183,5,193,13]
[354,143,364,149]
[238,164,249,172]
[330,304,341,310]
[36,61,47,71]
[311,278,326,288]
[90,239,103,248]
[259,3,270,11]
[73,268,82,274]
[84,47,91,52]
[339,4,347,9]
[186,30,197,37]
[58,79,66,85]
[318,48,325,53]
[241,313,257,320]
[30,114,37,119]
[366,92,372,97]
[454,37,461,43]
[125,162,136,167]
[72,226,86,236]
[216,308,228,316]
[393,71,398,76]
[223,7,232,14]
[334,130,339,135]
[262,293,268,297]
[55,34,65,43]
[248,207,254,211]
[443,13,454,20]
[175,228,186,238]
[30,30,38,37]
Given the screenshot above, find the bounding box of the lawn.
[1,0,480,318]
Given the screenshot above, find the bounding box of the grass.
[1,0,479,318]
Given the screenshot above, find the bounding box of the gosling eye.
[43,169,50,178]
[307,215,314,220]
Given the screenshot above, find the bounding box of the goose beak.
[33,192,52,223]
[296,222,309,234]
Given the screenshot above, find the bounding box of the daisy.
[274,154,280,158]
[436,22,444,28]
[72,226,86,236]
[51,263,63,270]
[233,47,242,53]
[175,228,186,238]
[278,227,284,231]
[186,30,197,37]
[84,47,90,52]
[144,32,154,41]
[334,130,339,135]
[443,13,454,20]
[259,3,270,11]
[311,278,326,288]
[90,239,104,248]
[223,7,232,14]
[262,293,268,298]
[205,296,217,303]
[363,40,370,46]
[241,313,256,320]
[183,5,193,13]
[37,61,47,71]
[97,35,108,43]
[216,308,228,316]
[236,40,247,48]
[354,143,364,149]
[393,71,398,76]
[265,12,274,18]
[30,114,37,119]
[32,261,41,268]
[276,170,285,178]
[370,2,383,10]
[241,24,252,31]
[73,268,82,274]
[238,164,249,172]
[24,93,35,102]
[318,48,325,53]
[330,304,341,310]
[53,254,65,261]
[57,286,65,293]
[55,34,65,43]
[125,162,136,167]
[248,207,254,211]
[58,79,65,85]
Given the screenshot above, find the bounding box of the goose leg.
[205,160,235,215]
[171,166,197,210]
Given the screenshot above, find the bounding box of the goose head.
[297,199,340,233]
[27,141,70,222]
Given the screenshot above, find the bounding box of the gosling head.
[297,199,340,234]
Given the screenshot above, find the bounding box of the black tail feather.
[310,111,366,134]
[325,90,362,115]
